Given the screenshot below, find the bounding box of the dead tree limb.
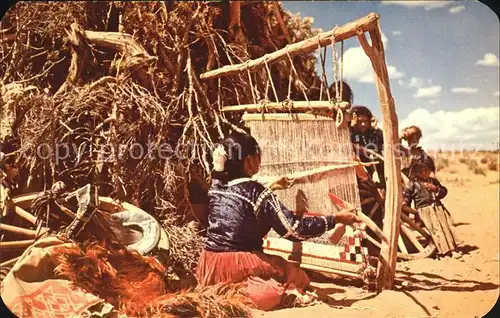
[55,24,93,96]
[272,3,291,44]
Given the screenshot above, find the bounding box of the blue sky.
[281,0,499,150]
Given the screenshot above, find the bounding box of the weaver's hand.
[270,176,295,191]
[423,182,438,192]
[334,208,362,225]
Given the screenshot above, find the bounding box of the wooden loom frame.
[200,13,402,290]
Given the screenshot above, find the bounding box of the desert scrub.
[435,157,450,171]
[488,161,498,171]
[473,167,487,176]
[459,157,468,164]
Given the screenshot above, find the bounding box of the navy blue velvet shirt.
[350,127,385,186]
[204,178,337,252]
[403,177,448,209]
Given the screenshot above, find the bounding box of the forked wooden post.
[356,23,402,290]
[199,12,402,289]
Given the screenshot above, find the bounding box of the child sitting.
[403,162,461,258]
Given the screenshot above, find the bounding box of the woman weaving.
[196,131,361,311]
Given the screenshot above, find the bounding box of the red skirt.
[196,250,310,310]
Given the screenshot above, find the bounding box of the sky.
[281,0,499,151]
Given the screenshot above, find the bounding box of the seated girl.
[196,131,361,311]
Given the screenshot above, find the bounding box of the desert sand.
[257,156,499,318]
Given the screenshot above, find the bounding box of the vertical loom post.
[357,22,402,290]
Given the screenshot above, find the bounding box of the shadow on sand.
[396,269,499,292]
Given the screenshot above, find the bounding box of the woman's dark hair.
[351,105,373,119]
[409,162,430,179]
[329,81,354,104]
[211,131,260,182]
[406,125,423,139]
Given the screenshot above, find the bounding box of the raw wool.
[151,284,254,318]
[52,239,167,316]
[18,237,252,317]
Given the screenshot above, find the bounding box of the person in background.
[196,131,361,311]
[349,106,385,188]
[399,125,436,178]
[328,80,354,105]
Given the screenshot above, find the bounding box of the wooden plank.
[257,162,369,184]
[0,239,34,250]
[401,212,431,237]
[401,224,424,252]
[14,206,37,225]
[200,13,380,80]
[398,233,408,254]
[0,256,20,267]
[223,101,340,112]
[242,111,333,121]
[0,224,39,237]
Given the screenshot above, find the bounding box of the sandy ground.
[257,159,499,318]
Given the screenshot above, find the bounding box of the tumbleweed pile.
[0,1,321,273]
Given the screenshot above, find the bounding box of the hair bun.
[212,144,227,172]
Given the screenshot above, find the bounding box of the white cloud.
[410,77,425,88]
[388,66,405,79]
[380,1,453,10]
[400,77,426,88]
[381,32,388,46]
[413,85,442,98]
[429,100,438,104]
[392,30,402,36]
[399,107,500,150]
[494,91,500,96]
[476,53,500,67]
[451,87,479,94]
[449,5,465,14]
[341,33,403,83]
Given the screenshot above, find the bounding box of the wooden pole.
[222,101,338,112]
[0,224,41,237]
[200,13,380,80]
[14,206,37,225]
[357,23,402,290]
[0,256,20,267]
[0,239,35,250]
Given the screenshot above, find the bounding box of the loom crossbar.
[200,13,380,80]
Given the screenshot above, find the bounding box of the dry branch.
[55,23,93,96]
[1,1,324,276]
[200,12,379,79]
